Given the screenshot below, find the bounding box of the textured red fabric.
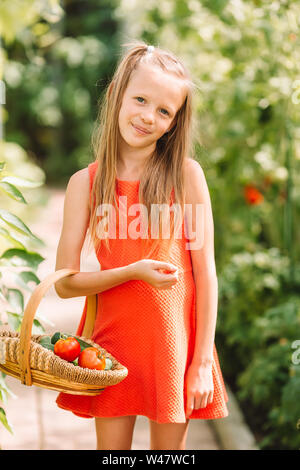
[56,161,229,423]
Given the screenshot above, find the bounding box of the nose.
[141,109,155,124]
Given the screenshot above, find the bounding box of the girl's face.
[118,62,186,151]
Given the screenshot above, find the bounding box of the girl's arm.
[184,159,218,366]
[54,168,135,299]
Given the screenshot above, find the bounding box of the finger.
[186,396,194,418]
[208,390,214,404]
[157,269,177,276]
[201,397,208,409]
[156,262,178,272]
[157,271,178,281]
[193,396,202,411]
[202,390,214,408]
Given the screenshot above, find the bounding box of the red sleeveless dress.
[56,161,229,423]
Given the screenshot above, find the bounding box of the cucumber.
[51,331,62,344]
[105,358,113,370]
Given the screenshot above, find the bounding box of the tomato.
[78,347,106,371]
[54,336,81,362]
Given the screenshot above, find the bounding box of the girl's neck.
[117,159,147,181]
[117,141,155,180]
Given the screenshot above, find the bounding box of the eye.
[135,97,170,116]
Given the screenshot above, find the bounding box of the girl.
[54,42,229,451]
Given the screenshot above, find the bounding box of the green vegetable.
[51,331,62,344]
[73,336,93,352]
[105,358,113,370]
[39,336,55,351]
[39,332,112,369]
[51,332,92,352]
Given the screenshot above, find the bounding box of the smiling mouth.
[131,123,151,135]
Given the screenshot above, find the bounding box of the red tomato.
[78,347,106,370]
[54,337,81,362]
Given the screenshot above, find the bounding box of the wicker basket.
[0,268,128,396]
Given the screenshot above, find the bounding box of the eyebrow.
[133,92,176,115]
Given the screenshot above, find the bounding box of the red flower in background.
[244,184,264,205]
[288,33,297,41]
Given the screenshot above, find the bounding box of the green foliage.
[119,0,300,264]
[0,0,65,441]
[0,407,13,434]
[218,249,300,449]
[0,160,46,435]
[0,0,63,44]
[2,0,122,184]
[118,0,300,450]
[1,0,299,451]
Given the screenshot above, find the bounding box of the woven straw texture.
[0,330,127,387]
[56,161,229,423]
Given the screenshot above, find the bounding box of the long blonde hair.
[86,40,197,261]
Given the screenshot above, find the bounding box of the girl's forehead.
[127,63,187,106]
[130,63,183,87]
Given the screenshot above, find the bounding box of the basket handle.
[19,268,97,386]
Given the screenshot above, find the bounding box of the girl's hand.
[129,259,179,290]
[185,362,214,419]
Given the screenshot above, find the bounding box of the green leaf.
[0,162,5,172]
[0,407,13,434]
[0,209,43,244]
[32,318,45,335]
[73,336,93,351]
[0,388,7,403]
[6,312,23,332]
[0,248,45,269]
[12,270,41,292]
[35,311,54,327]
[0,374,17,403]
[5,288,24,313]
[0,181,27,204]
[0,288,6,303]
[38,336,54,351]
[0,175,43,188]
[0,226,27,249]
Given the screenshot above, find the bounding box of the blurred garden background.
[0,0,300,450]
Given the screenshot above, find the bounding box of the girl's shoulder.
[184,157,202,174]
[183,158,207,205]
[184,157,204,185]
[71,162,98,193]
[69,167,90,186]
[66,166,90,208]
